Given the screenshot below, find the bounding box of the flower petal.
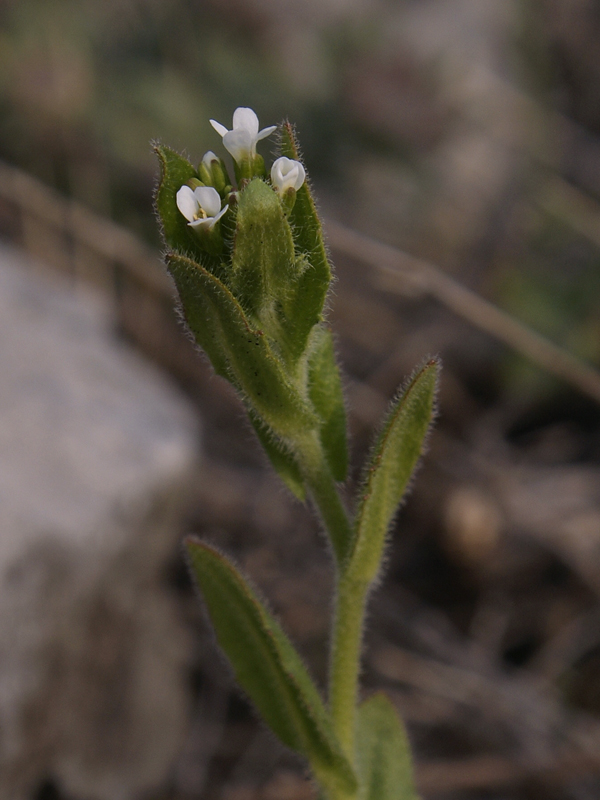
[212,203,229,224]
[223,128,254,162]
[176,185,198,222]
[291,161,306,190]
[210,119,229,137]
[256,125,277,142]
[271,157,305,194]
[232,107,259,136]
[188,217,214,230]
[194,186,222,217]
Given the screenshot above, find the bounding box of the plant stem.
[329,572,368,761]
[296,431,353,566]
[296,431,368,797]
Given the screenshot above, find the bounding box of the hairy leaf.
[154,144,222,271]
[186,539,357,796]
[308,326,348,482]
[167,253,317,439]
[356,694,419,800]
[347,359,439,583]
[279,123,331,352]
[249,414,306,500]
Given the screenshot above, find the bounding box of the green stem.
[329,572,368,762]
[296,431,368,798]
[296,431,352,566]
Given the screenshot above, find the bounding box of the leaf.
[232,178,296,308]
[185,539,357,797]
[347,359,439,584]
[154,144,226,276]
[167,253,317,439]
[249,414,306,500]
[278,123,331,352]
[231,178,305,363]
[308,326,348,482]
[356,694,419,800]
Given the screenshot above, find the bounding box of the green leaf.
[185,539,357,797]
[279,123,331,352]
[154,144,226,276]
[232,178,297,299]
[231,178,306,363]
[356,694,419,800]
[308,326,348,482]
[249,414,306,500]
[347,359,439,583]
[167,253,317,439]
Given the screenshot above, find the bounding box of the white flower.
[176,185,228,230]
[210,107,276,163]
[270,157,305,195]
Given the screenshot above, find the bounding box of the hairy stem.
[329,572,368,762]
[296,431,366,798]
[296,431,353,566]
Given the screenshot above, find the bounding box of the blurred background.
[1,0,600,798]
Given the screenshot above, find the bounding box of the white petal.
[291,161,305,190]
[223,128,254,162]
[176,185,198,222]
[210,119,229,137]
[270,159,285,187]
[194,186,222,217]
[202,150,219,167]
[212,203,229,224]
[271,157,305,193]
[188,217,214,230]
[232,107,259,136]
[255,125,277,142]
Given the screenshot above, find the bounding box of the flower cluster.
[176,107,305,236]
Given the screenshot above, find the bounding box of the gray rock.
[0,246,199,800]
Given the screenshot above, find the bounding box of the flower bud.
[271,157,305,213]
[198,151,231,194]
[271,157,305,195]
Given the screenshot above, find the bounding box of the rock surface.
[0,245,199,800]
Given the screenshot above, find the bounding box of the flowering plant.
[154,107,438,800]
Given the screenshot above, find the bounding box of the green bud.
[198,151,231,194]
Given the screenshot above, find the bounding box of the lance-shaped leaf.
[307,326,348,482]
[232,178,296,303]
[249,414,306,500]
[186,539,357,797]
[278,123,331,352]
[167,253,317,439]
[346,359,439,584]
[231,178,306,363]
[154,144,223,274]
[356,694,419,800]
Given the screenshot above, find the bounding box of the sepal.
[198,151,231,194]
